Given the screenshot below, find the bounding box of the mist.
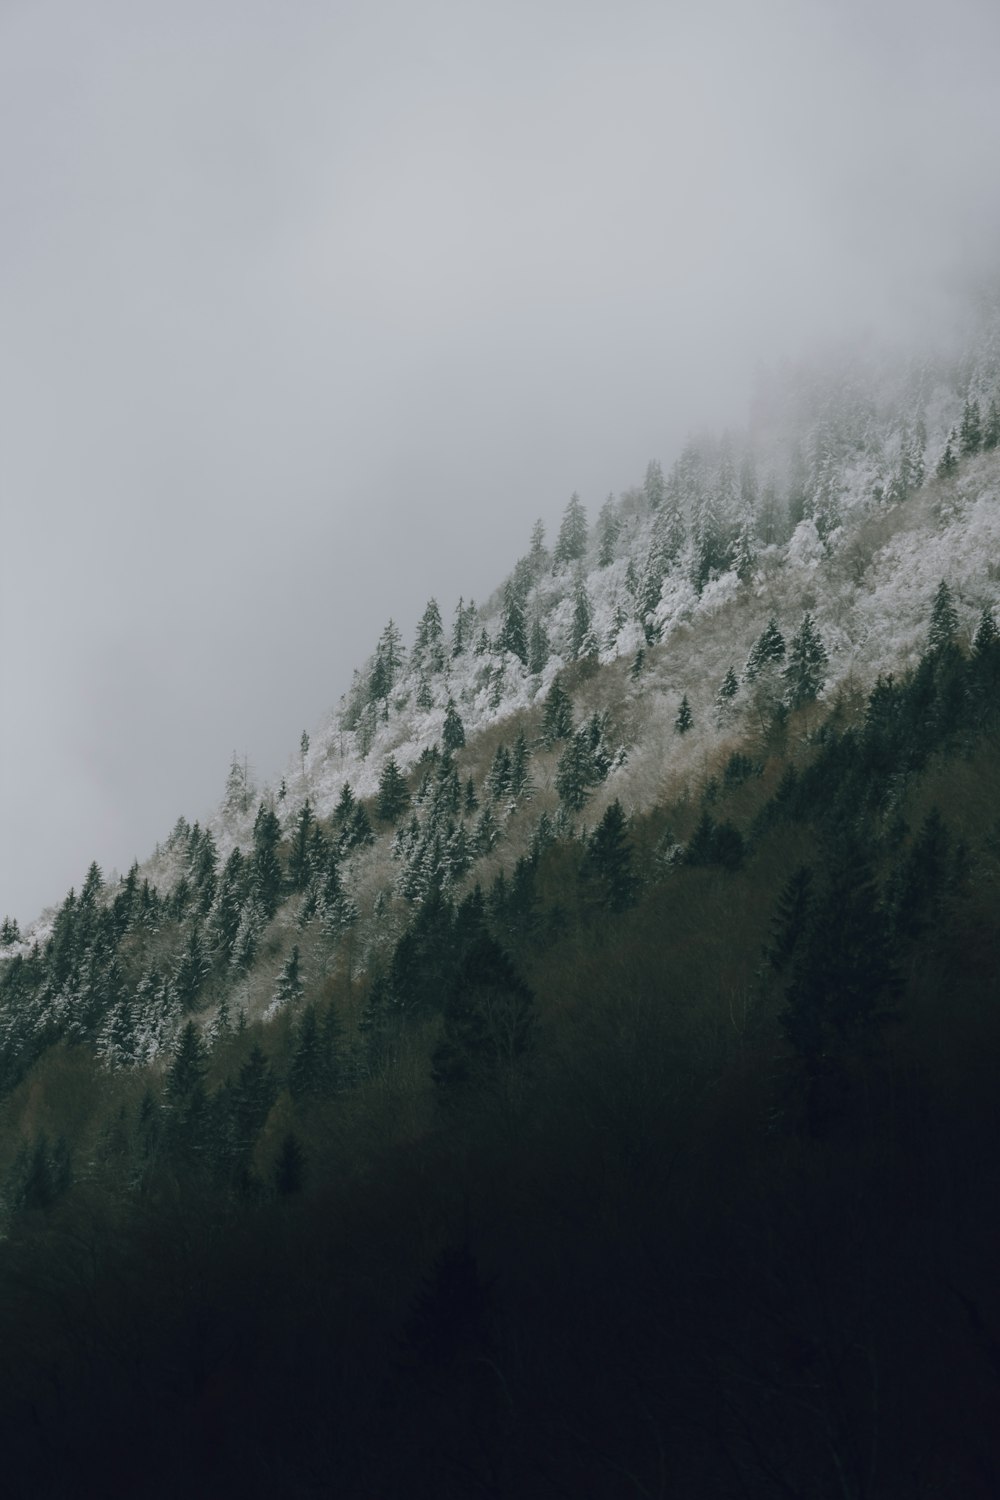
[2,0,999,923]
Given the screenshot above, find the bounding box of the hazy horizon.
[3,0,1000,924]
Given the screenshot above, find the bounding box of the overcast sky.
[2,0,999,924]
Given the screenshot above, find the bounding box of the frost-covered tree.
[541,678,573,745]
[928,580,959,654]
[569,583,594,660]
[674,695,693,734]
[643,460,665,511]
[528,616,550,675]
[528,518,547,576]
[744,618,786,682]
[224,753,254,817]
[497,581,529,665]
[553,492,588,567]
[783,613,829,708]
[414,598,446,673]
[960,397,982,456]
[270,945,304,1014]
[936,430,958,479]
[983,399,1000,451]
[442,697,466,752]
[510,731,533,798]
[597,493,621,566]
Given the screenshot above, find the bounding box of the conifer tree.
[488,744,513,801]
[252,802,283,916]
[570,583,593,660]
[643,459,666,510]
[928,580,959,654]
[464,776,479,813]
[333,781,356,828]
[173,925,210,1011]
[674,695,693,734]
[555,730,598,812]
[960,397,982,456]
[744,617,786,682]
[510,732,533,797]
[936,431,958,479]
[270,945,304,1014]
[451,596,468,658]
[528,616,550,675]
[597,493,621,566]
[166,1021,207,1105]
[442,697,466,752]
[377,756,410,823]
[553,492,588,567]
[541,678,574,745]
[414,598,446,673]
[783,613,829,708]
[581,799,637,912]
[717,666,739,708]
[288,1004,324,1101]
[983,398,1000,451]
[498,581,529,665]
[288,800,316,891]
[431,935,535,1109]
[274,1132,305,1195]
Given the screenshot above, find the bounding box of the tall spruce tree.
[783,613,828,708]
[553,493,588,567]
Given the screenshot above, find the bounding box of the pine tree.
[416,676,433,710]
[377,756,410,823]
[173,925,210,1011]
[597,493,621,566]
[717,666,739,707]
[733,511,758,584]
[744,617,786,682]
[674,695,693,734]
[555,730,598,812]
[166,1021,207,1105]
[464,776,479,814]
[414,598,446,673]
[783,612,828,708]
[528,518,547,576]
[431,935,535,1109]
[569,584,593,660]
[442,697,466,752]
[936,431,958,479]
[983,398,1000,451]
[960,397,982,456]
[498,581,529,665]
[300,730,310,774]
[333,781,356,828]
[553,493,588,567]
[252,802,283,916]
[224,752,253,816]
[288,800,316,891]
[528,616,550,675]
[581,799,637,912]
[541,678,573,746]
[288,1003,324,1101]
[488,744,512,801]
[928,580,959,654]
[270,945,304,1014]
[510,732,533,797]
[643,459,666,511]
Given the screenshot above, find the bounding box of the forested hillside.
[2,312,1000,1496]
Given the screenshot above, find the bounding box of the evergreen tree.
[414,598,446,673]
[498,581,529,665]
[569,583,593,659]
[226,1045,278,1167]
[224,752,253,816]
[936,431,958,479]
[581,799,637,912]
[416,676,433,710]
[553,492,588,567]
[541,678,574,745]
[528,519,547,575]
[643,459,666,510]
[783,613,829,708]
[230,898,265,973]
[555,729,598,812]
[983,398,1000,451]
[300,730,310,773]
[173,925,210,1012]
[288,1004,325,1101]
[342,802,375,851]
[528,616,550,675]
[674,695,693,734]
[166,1021,207,1105]
[717,666,739,708]
[251,802,283,916]
[733,511,758,584]
[442,697,466,752]
[270,945,304,1014]
[287,800,316,891]
[333,781,356,829]
[597,493,621,566]
[489,744,513,801]
[960,396,982,456]
[451,596,468,658]
[510,731,533,797]
[744,617,786,682]
[928,580,959,654]
[464,776,479,813]
[630,648,645,679]
[377,756,411,823]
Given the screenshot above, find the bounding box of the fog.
[2,0,999,923]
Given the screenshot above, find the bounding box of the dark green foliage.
[685,811,745,870]
[166,1021,207,1106]
[783,612,828,708]
[251,802,283,917]
[376,756,410,823]
[630,648,645,679]
[767,865,814,971]
[541,677,573,745]
[983,397,1000,451]
[928,579,959,654]
[597,492,621,565]
[510,732,533,797]
[173,925,210,1012]
[674,694,693,734]
[341,802,374,852]
[287,800,316,891]
[431,934,535,1105]
[555,729,598,812]
[497,582,528,665]
[333,781,356,828]
[890,808,951,939]
[581,799,637,912]
[442,697,465,752]
[716,665,739,709]
[488,743,512,801]
[569,583,594,659]
[959,396,982,456]
[936,430,958,478]
[553,491,587,567]
[271,945,304,1013]
[414,598,446,674]
[528,615,550,675]
[744,617,786,682]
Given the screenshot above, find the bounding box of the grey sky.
[2,0,999,923]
